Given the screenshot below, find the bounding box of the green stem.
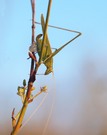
[11,100,28,135]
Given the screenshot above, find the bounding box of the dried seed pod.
[40,86,47,93]
[29,43,37,52]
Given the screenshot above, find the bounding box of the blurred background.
[0,0,107,135]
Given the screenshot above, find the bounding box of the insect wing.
[41,14,53,75]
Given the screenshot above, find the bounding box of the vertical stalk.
[11,0,36,134]
[31,0,35,44]
[30,0,35,77]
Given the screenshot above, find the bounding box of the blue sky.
[0,0,107,135]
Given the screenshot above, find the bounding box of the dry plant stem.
[11,0,36,135]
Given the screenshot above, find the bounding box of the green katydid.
[35,14,81,75]
[36,14,53,75]
[33,0,81,75]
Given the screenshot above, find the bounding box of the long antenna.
[35,21,81,34]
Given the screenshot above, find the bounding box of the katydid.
[36,14,53,75]
[36,14,81,75]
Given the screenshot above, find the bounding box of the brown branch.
[27,0,36,98]
[31,0,35,44]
